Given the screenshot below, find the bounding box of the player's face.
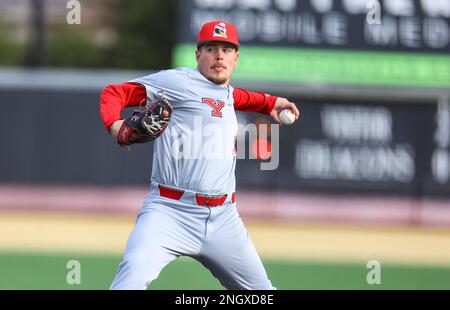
[196,42,239,85]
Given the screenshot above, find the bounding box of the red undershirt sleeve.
[233,88,278,115]
[99,82,147,132]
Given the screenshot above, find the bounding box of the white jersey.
[130,67,238,194]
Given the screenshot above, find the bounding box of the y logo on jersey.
[202,98,225,118]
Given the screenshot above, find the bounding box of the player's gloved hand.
[117,96,173,146]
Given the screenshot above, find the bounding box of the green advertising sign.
[173,44,450,88]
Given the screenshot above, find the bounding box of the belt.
[158,185,236,207]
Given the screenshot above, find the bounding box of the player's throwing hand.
[270,97,300,124]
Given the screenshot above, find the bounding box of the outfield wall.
[0,69,449,225]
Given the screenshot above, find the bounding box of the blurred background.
[1,0,450,289]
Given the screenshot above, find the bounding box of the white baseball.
[279,109,296,125]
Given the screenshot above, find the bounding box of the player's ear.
[235,49,239,64]
[195,48,201,63]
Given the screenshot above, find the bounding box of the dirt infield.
[1,210,450,266]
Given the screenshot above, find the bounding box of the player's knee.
[121,253,157,278]
[111,253,160,289]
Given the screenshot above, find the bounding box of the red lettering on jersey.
[202,98,225,118]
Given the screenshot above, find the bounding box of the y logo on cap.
[213,23,227,38]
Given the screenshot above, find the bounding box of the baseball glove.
[117,93,173,146]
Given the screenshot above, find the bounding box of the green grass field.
[1,251,450,290]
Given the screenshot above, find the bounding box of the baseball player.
[100,20,300,290]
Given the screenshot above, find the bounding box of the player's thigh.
[124,205,201,256]
[111,243,178,290]
[196,210,274,290]
[111,208,183,289]
[197,236,274,290]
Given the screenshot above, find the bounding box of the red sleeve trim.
[99,82,147,132]
[233,88,277,115]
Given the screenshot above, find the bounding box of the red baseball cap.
[197,20,240,49]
